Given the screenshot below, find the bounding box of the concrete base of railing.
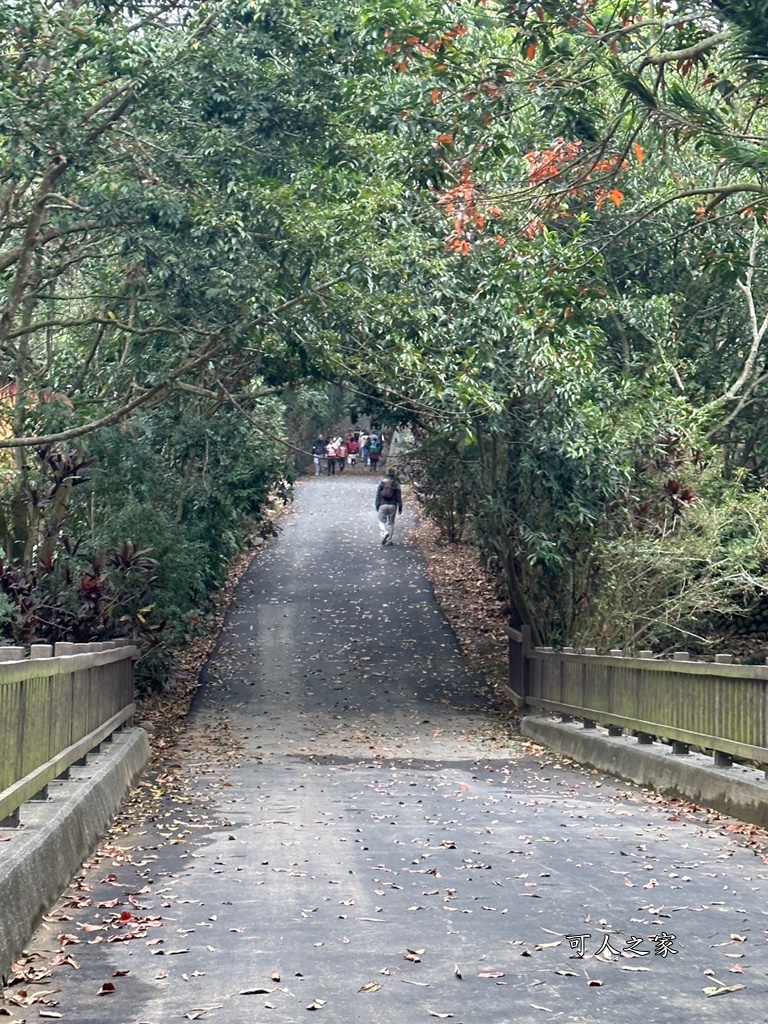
[520,713,768,829]
[0,726,150,980]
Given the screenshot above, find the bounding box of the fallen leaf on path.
[49,955,79,969]
[703,984,745,997]
[427,1011,453,1018]
[307,998,326,1010]
[96,983,116,996]
[7,988,60,1008]
[358,981,381,993]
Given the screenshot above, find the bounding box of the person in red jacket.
[347,435,359,465]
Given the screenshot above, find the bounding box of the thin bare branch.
[705,220,768,421]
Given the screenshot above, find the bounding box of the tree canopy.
[3,0,768,676]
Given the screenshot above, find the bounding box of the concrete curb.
[0,727,150,979]
[520,713,768,828]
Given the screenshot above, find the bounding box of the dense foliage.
[3,0,768,679]
[0,0,372,682]
[343,0,768,652]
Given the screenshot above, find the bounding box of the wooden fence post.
[508,625,533,708]
[521,624,531,707]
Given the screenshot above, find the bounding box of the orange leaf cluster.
[383,23,467,73]
[437,166,482,254]
[436,165,505,255]
[524,139,583,184]
[525,136,643,222]
[595,187,624,210]
[593,155,628,175]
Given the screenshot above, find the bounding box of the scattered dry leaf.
[703,984,745,997]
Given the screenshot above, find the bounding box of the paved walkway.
[16,477,768,1023]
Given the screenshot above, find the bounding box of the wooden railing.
[0,641,139,827]
[507,625,768,772]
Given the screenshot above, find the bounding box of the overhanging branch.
[0,279,347,448]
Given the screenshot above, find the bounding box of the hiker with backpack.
[375,469,402,545]
[368,433,382,472]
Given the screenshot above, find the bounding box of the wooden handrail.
[0,643,139,826]
[506,628,768,768]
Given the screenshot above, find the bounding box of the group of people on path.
[311,430,384,476]
[310,430,403,544]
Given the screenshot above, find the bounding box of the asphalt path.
[15,475,768,1024]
